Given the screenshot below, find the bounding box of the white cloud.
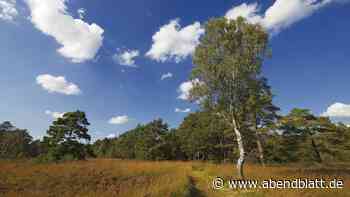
[161,72,173,80]
[146,19,205,63]
[225,3,262,24]
[113,49,139,67]
[175,108,191,113]
[106,133,116,139]
[177,79,200,100]
[36,74,81,95]
[77,8,86,19]
[0,0,17,21]
[225,0,347,34]
[25,0,104,63]
[109,115,129,125]
[321,102,350,117]
[45,110,65,119]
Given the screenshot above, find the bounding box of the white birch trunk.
[232,118,245,179]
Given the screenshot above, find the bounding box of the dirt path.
[190,167,239,197]
[189,166,266,197]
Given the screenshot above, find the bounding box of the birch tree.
[190,17,270,179]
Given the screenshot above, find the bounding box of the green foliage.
[176,111,232,161]
[317,123,350,161]
[1,108,349,165]
[191,17,272,178]
[191,17,269,115]
[93,138,115,157]
[264,108,350,164]
[90,109,350,165]
[42,110,91,162]
[134,119,169,160]
[0,121,34,159]
[92,119,181,161]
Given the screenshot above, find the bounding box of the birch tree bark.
[232,118,245,179]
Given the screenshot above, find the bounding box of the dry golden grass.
[0,159,349,197]
[0,159,193,197]
[194,162,350,197]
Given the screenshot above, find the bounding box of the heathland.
[0,159,349,197]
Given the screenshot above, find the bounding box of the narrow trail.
[190,167,238,197]
[189,166,264,197]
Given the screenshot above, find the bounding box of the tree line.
[1,108,349,164]
[1,17,349,179]
[0,111,93,161]
[92,109,350,164]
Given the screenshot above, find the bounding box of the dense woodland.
[90,109,350,164]
[1,17,350,178]
[1,108,350,164]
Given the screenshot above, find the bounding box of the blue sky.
[0,0,350,140]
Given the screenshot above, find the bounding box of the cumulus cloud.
[25,0,104,63]
[0,0,17,21]
[146,19,205,63]
[177,79,201,100]
[161,72,173,80]
[45,110,65,119]
[321,102,350,117]
[113,49,139,67]
[225,0,348,34]
[109,115,129,125]
[106,133,117,139]
[225,3,262,24]
[175,108,191,113]
[36,74,81,95]
[77,8,86,19]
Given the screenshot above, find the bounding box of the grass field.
[0,159,349,197]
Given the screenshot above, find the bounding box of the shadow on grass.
[171,176,206,197]
[188,176,206,197]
